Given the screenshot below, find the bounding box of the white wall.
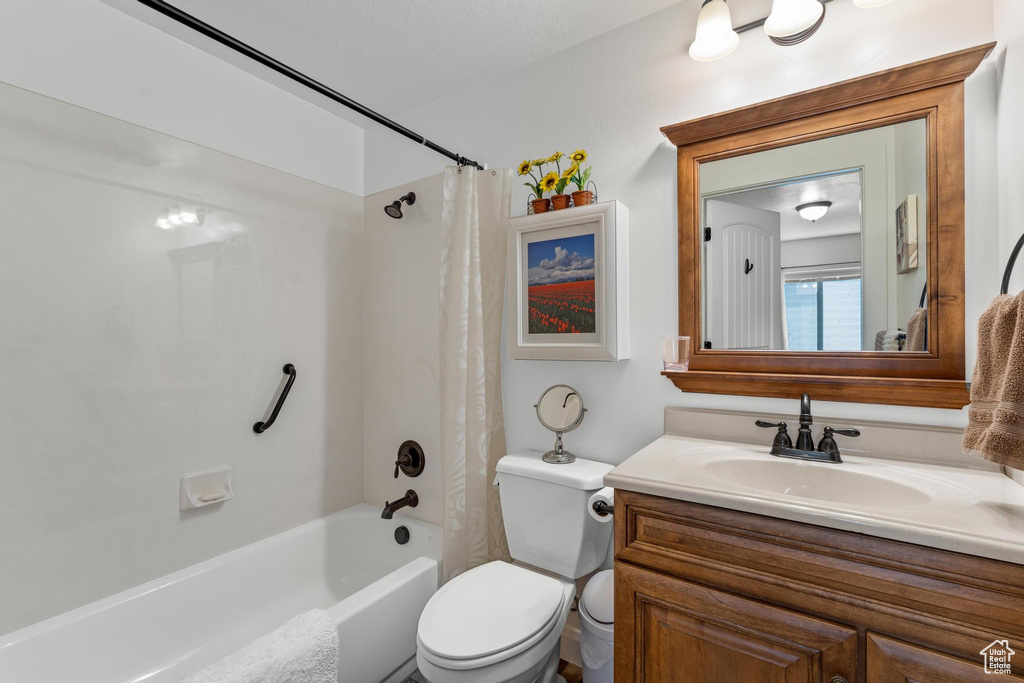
[0,82,364,634]
[0,0,363,195]
[362,176,445,527]
[363,0,997,467]
[893,121,929,328]
[781,234,862,270]
[994,0,1024,295]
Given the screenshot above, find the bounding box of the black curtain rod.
[135,0,483,170]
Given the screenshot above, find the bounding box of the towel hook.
[1000,232,1024,295]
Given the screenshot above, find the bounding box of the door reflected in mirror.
[700,119,927,353]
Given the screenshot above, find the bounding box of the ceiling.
[158,0,776,117]
[720,171,863,242]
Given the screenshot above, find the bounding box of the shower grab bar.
[253,364,296,434]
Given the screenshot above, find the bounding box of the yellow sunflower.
[539,171,559,194]
[548,151,563,163]
[570,149,587,163]
[517,160,532,176]
[531,158,548,167]
[562,163,579,179]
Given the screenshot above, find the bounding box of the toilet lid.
[418,562,565,660]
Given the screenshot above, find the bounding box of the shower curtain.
[439,166,513,581]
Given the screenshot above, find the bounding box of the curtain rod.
[135,0,484,170]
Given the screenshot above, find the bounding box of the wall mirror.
[661,44,994,409]
[701,119,927,354]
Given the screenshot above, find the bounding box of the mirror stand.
[534,384,586,465]
[543,433,575,465]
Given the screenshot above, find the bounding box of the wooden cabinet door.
[867,633,1024,681]
[616,562,858,683]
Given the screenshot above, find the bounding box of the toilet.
[416,452,614,683]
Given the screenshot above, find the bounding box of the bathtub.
[0,504,441,683]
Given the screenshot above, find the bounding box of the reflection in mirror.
[535,385,585,464]
[699,119,927,352]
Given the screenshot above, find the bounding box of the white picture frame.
[507,200,629,361]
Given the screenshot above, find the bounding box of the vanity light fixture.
[764,0,826,45]
[689,0,740,62]
[155,208,173,230]
[688,0,894,62]
[155,199,207,230]
[796,201,832,222]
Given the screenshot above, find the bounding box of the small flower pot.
[571,190,593,207]
[551,194,571,211]
[531,198,551,214]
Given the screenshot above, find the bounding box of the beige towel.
[963,292,1024,469]
[905,307,927,351]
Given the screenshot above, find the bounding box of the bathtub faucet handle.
[394,453,410,479]
[393,441,425,479]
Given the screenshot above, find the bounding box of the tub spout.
[381,490,418,519]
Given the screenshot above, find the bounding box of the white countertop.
[605,435,1024,565]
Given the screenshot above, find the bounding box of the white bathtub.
[0,504,441,683]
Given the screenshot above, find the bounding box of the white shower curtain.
[439,166,513,581]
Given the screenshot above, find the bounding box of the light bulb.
[167,203,184,225]
[178,205,198,224]
[853,0,893,6]
[764,0,824,38]
[796,201,832,222]
[689,0,740,63]
[156,209,173,230]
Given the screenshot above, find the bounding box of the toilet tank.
[495,452,614,579]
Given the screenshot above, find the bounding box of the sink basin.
[704,458,933,508]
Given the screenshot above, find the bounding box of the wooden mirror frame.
[661,44,994,409]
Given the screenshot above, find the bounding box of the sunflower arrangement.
[519,149,594,211]
[566,149,592,192]
[518,151,570,197]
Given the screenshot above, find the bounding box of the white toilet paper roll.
[588,487,614,523]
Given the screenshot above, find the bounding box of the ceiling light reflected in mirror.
[796,201,832,222]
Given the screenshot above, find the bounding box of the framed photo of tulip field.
[507,200,629,361]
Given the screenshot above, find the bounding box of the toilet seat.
[417,562,574,673]
[415,561,577,679]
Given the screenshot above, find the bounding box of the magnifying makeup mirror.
[535,385,586,464]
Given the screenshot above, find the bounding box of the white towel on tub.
[182,609,338,683]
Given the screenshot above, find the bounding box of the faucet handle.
[755,420,793,450]
[394,453,410,479]
[817,426,860,458]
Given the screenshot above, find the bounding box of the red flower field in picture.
[528,280,596,334]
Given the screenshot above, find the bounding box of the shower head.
[384,192,416,219]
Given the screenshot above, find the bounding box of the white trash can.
[578,569,614,683]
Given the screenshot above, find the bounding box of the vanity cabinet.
[618,563,857,682]
[614,490,1024,682]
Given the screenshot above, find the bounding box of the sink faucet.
[755,393,860,463]
[381,489,418,519]
[796,393,815,451]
